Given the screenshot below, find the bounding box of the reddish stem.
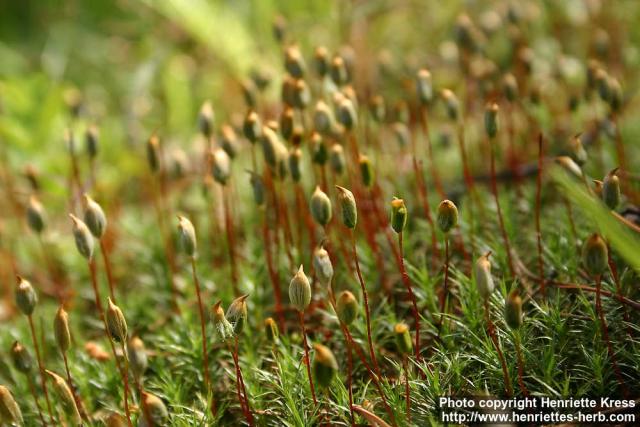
[263,213,285,331]
[484,302,513,397]
[100,239,117,302]
[229,341,253,426]
[222,186,239,296]
[151,176,180,314]
[191,257,215,414]
[234,337,253,426]
[346,340,354,427]
[412,155,440,264]
[27,375,47,426]
[342,326,397,427]
[398,232,421,362]
[351,231,381,376]
[595,275,628,397]
[488,137,515,278]
[89,260,133,426]
[419,107,445,199]
[62,351,89,421]
[28,315,56,425]
[514,334,529,397]
[607,252,632,336]
[298,310,318,405]
[535,134,545,295]
[403,356,411,423]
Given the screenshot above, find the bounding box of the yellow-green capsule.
[177,215,197,257]
[310,186,332,227]
[369,95,386,123]
[82,194,107,239]
[394,323,413,355]
[608,77,622,112]
[313,101,334,135]
[10,341,33,374]
[288,147,303,183]
[505,290,523,329]
[284,45,306,79]
[289,265,312,312]
[264,317,279,343]
[312,344,338,388]
[139,392,169,427]
[582,233,608,277]
[329,56,349,86]
[337,98,357,130]
[313,243,334,285]
[441,89,460,121]
[595,68,610,102]
[248,171,266,207]
[26,195,46,234]
[220,124,239,159]
[168,148,190,180]
[226,294,249,335]
[329,144,346,175]
[502,73,518,102]
[199,101,214,138]
[280,107,295,141]
[313,46,329,77]
[106,298,127,343]
[15,276,37,316]
[474,252,495,301]
[146,135,161,174]
[359,155,375,188]
[416,68,433,106]
[484,102,499,138]
[0,385,23,426]
[241,79,257,109]
[211,148,231,185]
[336,291,358,325]
[69,214,94,260]
[335,186,357,229]
[243,110,262,144]
[127,336,148,381]
[212,301,234,342]
[46,369,81,425]
[54,305,71,354]
[390,197,408,234]
[261,126,281,170]
[567,134,588,166]
[310,132,328,165]
[292,79,311,109]
[602,168,620,210]
[392,122,410,147]
[436,200,458,234]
